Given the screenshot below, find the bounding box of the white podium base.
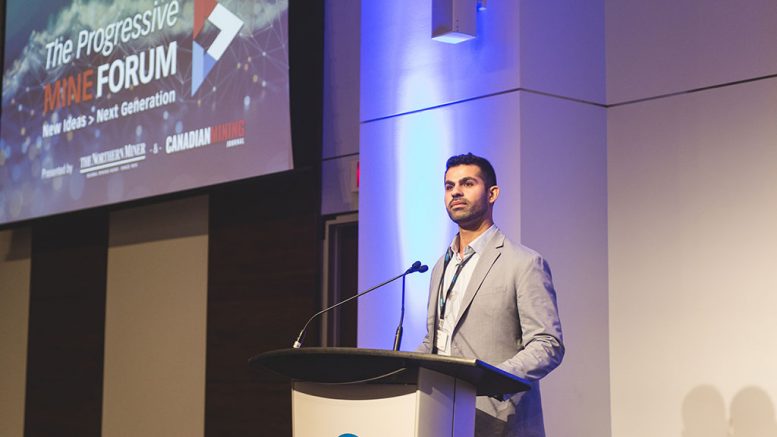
[291,367,475,437]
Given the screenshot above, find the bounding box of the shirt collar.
[449,224,498,258]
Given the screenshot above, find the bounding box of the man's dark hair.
[446,153,497,188]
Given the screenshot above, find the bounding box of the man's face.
[444,164,496,227]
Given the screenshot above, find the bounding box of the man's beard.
[447,201,485,227]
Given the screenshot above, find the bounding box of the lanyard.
[437,248,475,327]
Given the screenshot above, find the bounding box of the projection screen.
[0,0,292,225]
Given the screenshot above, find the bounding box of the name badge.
[436,329,449,352]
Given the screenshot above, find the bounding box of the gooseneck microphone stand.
[292,261,428,349]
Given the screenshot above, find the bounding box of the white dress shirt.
[436,224,498,356]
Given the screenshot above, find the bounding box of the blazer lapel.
[452,231,504,330]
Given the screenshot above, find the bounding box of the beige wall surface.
[608,78,777,437]
[0,228,31,437]
[606,0,777,103]
[102,196,209,437]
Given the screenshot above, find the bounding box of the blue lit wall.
[358,0,523,351]
[358,93,523,351]
[358,2,609,436]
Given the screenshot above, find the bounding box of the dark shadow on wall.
[682,385,777,437]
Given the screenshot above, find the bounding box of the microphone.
[292,261,428,349]
[405,261,429,274]
[393,262,428,351]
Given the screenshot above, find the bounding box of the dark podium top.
[249,347,530,397]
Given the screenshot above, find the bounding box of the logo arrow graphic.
[192,3,243,95]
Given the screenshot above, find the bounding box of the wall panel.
[102,197,208,437]
[520,1,606,103]
[0,228,31,437]
[206,169,320,436]
[323,0,361,159]
[608,77,777,437]
[520,92,609,437]
[606,0,777,103]
[25,210,108,437]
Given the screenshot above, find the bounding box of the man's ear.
[488,185,500,204]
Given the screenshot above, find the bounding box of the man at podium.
[418,153,564,437]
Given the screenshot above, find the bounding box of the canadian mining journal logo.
[192,0,243,95]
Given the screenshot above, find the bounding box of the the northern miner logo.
[192,1,243,95]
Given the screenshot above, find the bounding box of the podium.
[249,347,530,437]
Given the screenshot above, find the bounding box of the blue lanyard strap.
[437,249,475,325]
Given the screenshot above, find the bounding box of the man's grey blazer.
[418,228,564,437]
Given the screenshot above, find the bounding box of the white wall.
[606,2,777,436]
[608,77,777,437]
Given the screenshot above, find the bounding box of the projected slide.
[1,0,291,225]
